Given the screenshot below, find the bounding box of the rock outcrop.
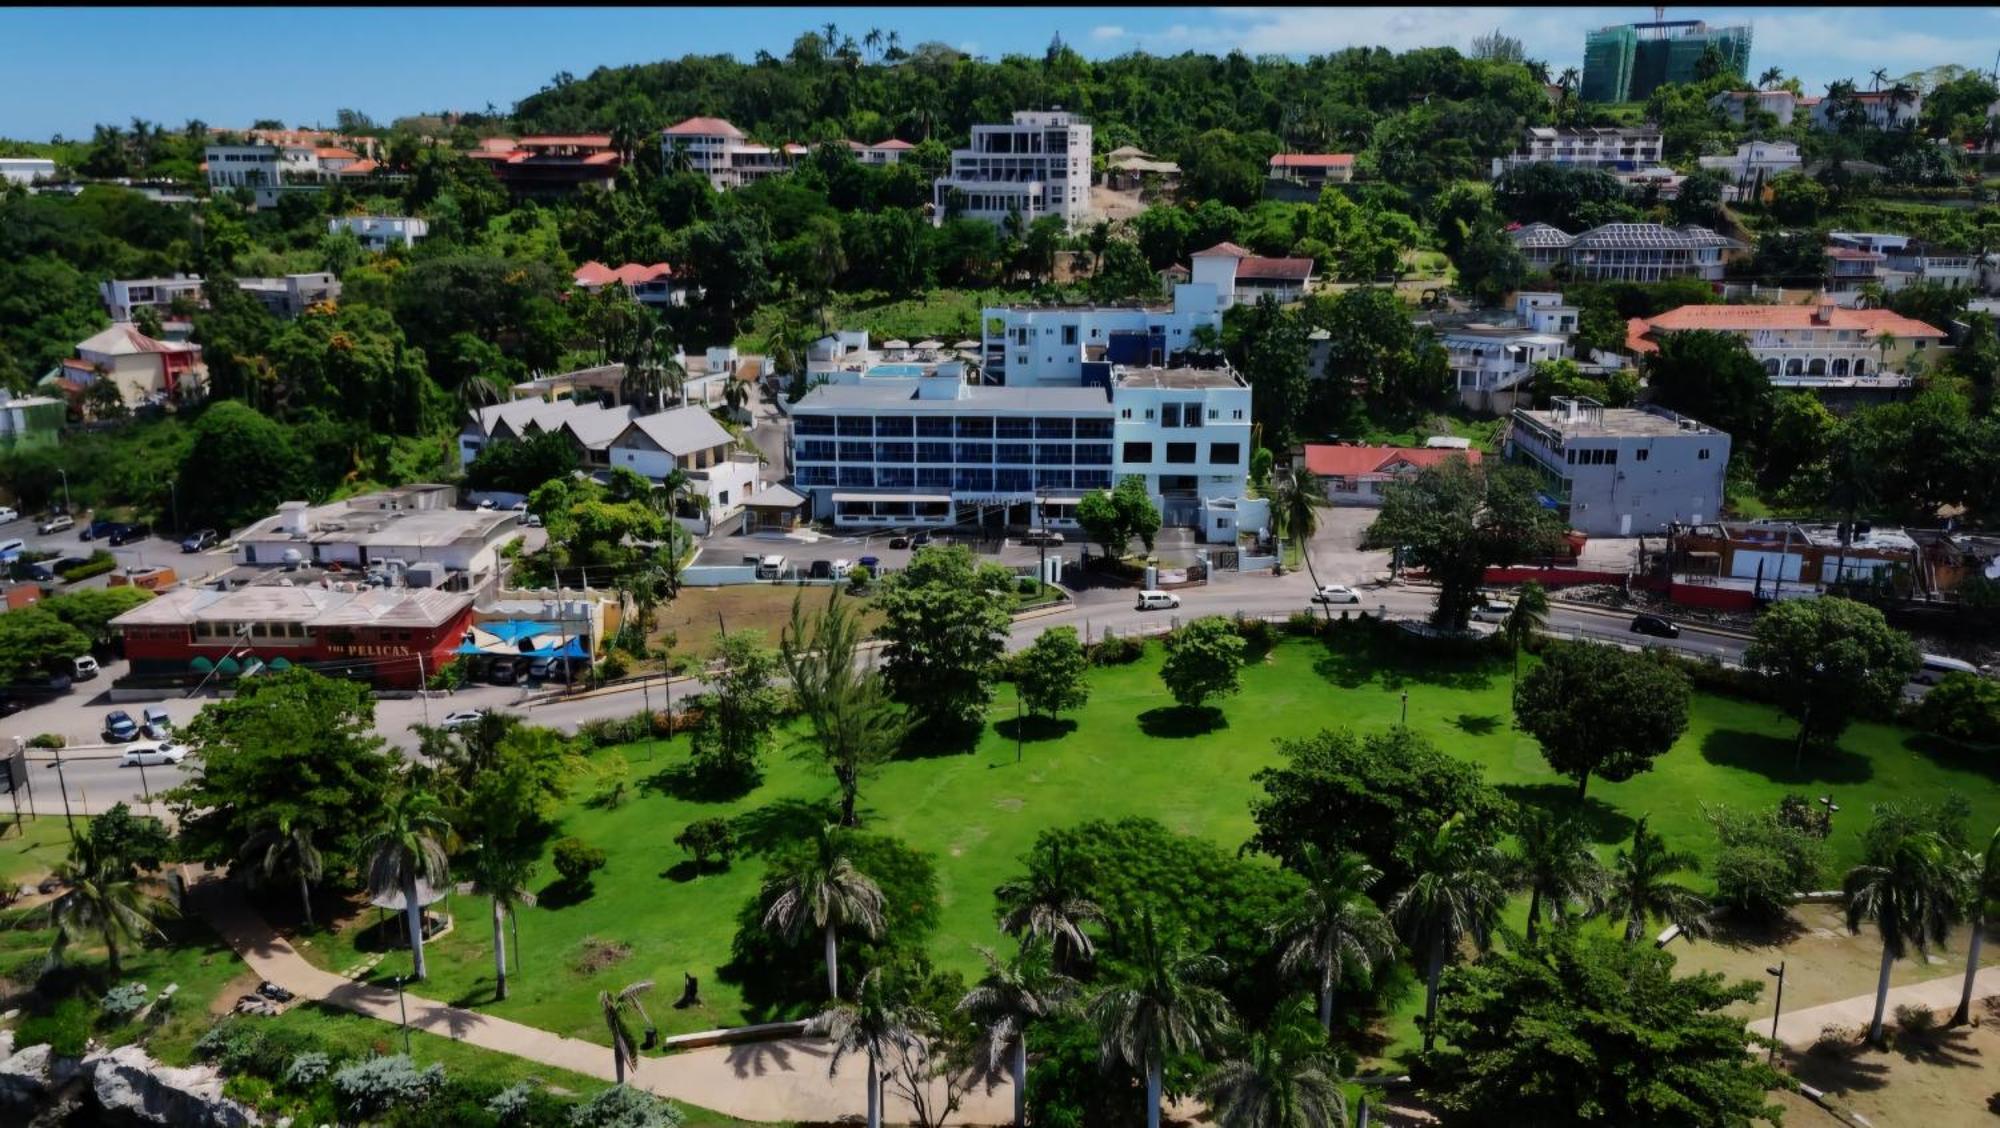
[83,1044,260,1128]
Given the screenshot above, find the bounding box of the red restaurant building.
[111,584,476,689]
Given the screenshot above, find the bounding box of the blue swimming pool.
[866,364,926,378]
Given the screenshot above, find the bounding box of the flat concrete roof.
[1115,366,1243,390]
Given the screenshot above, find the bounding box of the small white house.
[329,215,429,251]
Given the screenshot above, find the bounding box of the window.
[954,468,993,491]
[1165,443,1197,464]
[917,442,953,464]
[956,443,992,464]
[996,443,1034,464]
[877,467,914,488]
[1232,409,1244,420]
[917,417,954,437]
[1698,448,1711,460]
[1119,408,1133,419]
[1209,443,1241,464]
[1122,441,1153,463]
[1160,403,1180,428]
[1635,448,1649,462]
[1061,325,1078,346]
[836,416,874,437]
[877,443,914,464]
[838,442,872,463]
[1180,403,1204,428]
[956,417,992,438]
[874,416,913,437]
[1075,418,1113,439]
[1074,443,1112,465]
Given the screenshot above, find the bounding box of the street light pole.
[57,469,72,515]
[1401,690,1409,725]
[395,974,412,1054]
[1766,961,1786,1063]
[47,749,75,837]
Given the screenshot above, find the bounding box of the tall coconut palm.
[363,787,452,981]
[1087,911,1235,1128]
[1271,467,1329,610]
[30,830,177,977]
[1201,996,1351,1128]
[722,372,750,419]
[239,813,324,928]
[1868,67,1889,92]
[1844,824,1962,1045]
[469,850,536,1001]
[959,938,1074,1127]
[1603,816,1709,945]
[1758,66,1785,90]
[1508,807,1609,944]
[456,371,504,409]
[994,840,1104,975]
[1388,814,1508,1054]
[1271,846,1395,1034]
[761,825,886,998]
[599,979,656,1085]
[811,967,912,1128]
[1502,582,1550,679]
[1952,825,1999,1027]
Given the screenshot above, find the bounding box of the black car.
[887,536,911,549]
[181,529,219,553]
[1629,613,1682,639]
[108,523,151,547]
[80,517,119,541]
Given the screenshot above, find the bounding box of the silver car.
[120,741,187,767]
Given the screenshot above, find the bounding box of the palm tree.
[722,372,749,420]
[456,371,504,409]
[959,938,1076,1127]
[761,825,887,998]
[821,22,841,60]
[863,27,883,63]
[1088,911,1235,1128]
[1844,824,1962,1045]
[1271,467,1329,606]
[30,830,177,977]
[469,849,536,1001]
[811,967,912,1128]
[599,979,656,1085]
[1509,807,1609,944]
[1759,66,1785,90]
[1885,81,1918,128]
[1271,846,1395,1034]
[780,594,909,827]
[1389,814,1509,1053]
[363,787,452,981]
[1201,996,1350,1128]
[886,29,902,59]
[1501,582,1549,678]
[239,813,324,928]
[1952,825,1999,1027]
[1604,817,1709,945]
[994,840,1104,975]
[1869,67,1889,92]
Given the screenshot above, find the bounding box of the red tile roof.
[1823,246,1884,261]
[871,138,914,150]
[1236,256,1315,282]
[1303,444,1483,479]
[1192,241,1250,259]
[574,261,674,287]
[518,135,613,148]
[334,159,380,175]
[1269,153,1354,169]
[1625,305,1948,353]
[315,147,360,160]
[663,117,745,138]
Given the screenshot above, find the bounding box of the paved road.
[5,570,1753,818]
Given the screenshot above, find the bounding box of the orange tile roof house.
[1625,303,1947,390]
[1303,444,1483,506]
[467,135,621,196]
[572,261,686,308]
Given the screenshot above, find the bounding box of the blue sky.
[4,6,1998,140]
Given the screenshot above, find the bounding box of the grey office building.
[1504,398,1730,536]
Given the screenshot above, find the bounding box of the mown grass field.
[292,632,1999,1066]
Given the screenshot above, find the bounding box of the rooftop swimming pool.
[866,364,927,378]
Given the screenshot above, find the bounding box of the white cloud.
[1091,25,1126,42]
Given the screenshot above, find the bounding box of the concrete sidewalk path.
[1754,961,2000,1047]
[190,875,1017,1125]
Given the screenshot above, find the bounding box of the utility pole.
[57,468,72,515]
[48,748,75,837]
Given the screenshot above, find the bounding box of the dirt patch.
[572,936,633,975]
[209,970,263,1017]
[1775,995,2000,1126]
[646,584,885,662]
[1675,905,1995,1020]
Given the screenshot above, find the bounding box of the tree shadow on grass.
[897,715,984,760]
[1496,781,1638,845]
[1311,634,1499,693]
[1704,909,1809,952]
[661,858,733,884]
[1137,704,1226,738]
[1451,712,1502,737]
[1699,729,1874,786]
[1901,732,2000,782]
[729,796,841,858]
[1891,1023,1984,1068]
[639,761,762,804]
[534,878,593,911]
[1782,1043,1893,1094]
[993,715,1077,744]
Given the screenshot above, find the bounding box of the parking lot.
[1,510,236,589]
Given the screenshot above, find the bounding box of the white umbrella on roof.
[883,339,911,350]
[914,339,944,350]
[952,339,979,350]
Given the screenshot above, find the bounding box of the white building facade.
[1490,126,1665,178]
[980,283,1224,387]
[789,364,1255,540]
[933,111,1093,232]
[329,215,429,250]
[0,157,58,185]
[1697,141,1802,199]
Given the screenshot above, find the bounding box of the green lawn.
[0,815,81,887]
[1337,409,1506,452]
[294,633,1998,1065]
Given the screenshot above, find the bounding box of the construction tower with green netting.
[1581,20,1752,104]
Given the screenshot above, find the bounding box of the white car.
[120,741,187,767]
[440,709,489,732]
[0,507,16,525]
[1310,584,1361,605]
[1469,600,1515,624]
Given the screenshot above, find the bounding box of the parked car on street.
[120,741,186,767]
[0,507,16,525]
[103,710,140,742]
[73,656,100,681]
[524,513,543,528]
[37,514,74,535]
[108,523,151,547]
[1469,600,1515,624]
[440,709,488,732]
[1310,584,1361,605]
[141,705,172,739]
[180,529,219,553]
[887,536,911,549]
[1135,590,1181,611]
[1019,529,1065,546]
[856,555,879,569]
[80,518,119,541]
[1629,613,1681,639]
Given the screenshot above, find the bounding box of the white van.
[1135,590,1180,611]
[72,656,101,681]
[0,538,24,561]
[1912,653,1979,686]
[756,554,786,580]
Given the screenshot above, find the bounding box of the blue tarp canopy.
[481,620,561,643]
[523,638,589,659]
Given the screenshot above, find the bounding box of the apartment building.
[1490,126,1665,178]
[0,157,57,185]
[933,110,1093,232]
[1625,303,1947,388]
[1708,90,1801,126]
[329,214,429,251]
[1509,221,1742,282]
[100,275,206,322]
[237,273,342,318]
[204,135,387,205]
[1504,397,1730,536]
[467,136,621,196]
[789,362,1255,539]
[1582,20,1752,103]
[980,281,1224,387]
[1828,231,1978,292]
